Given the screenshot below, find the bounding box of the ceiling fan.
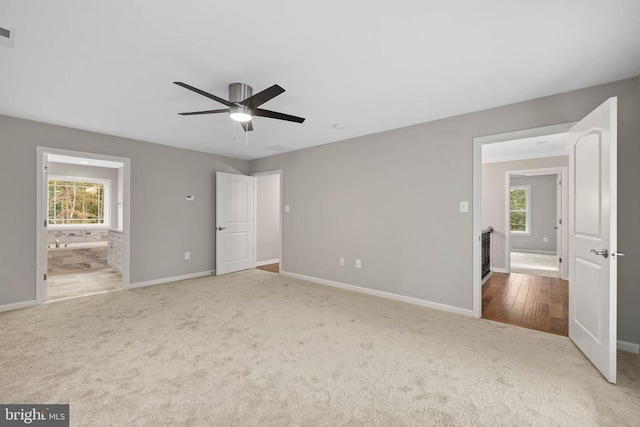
[174,81,305,132]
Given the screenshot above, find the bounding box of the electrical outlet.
[339,258,344,266]
[184,252,190,260]
[355,259,361,269]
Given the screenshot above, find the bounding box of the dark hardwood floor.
[256,262,279,273]
[482,272,568,337]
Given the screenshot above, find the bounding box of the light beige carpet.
[510,251,559,278]
[1,269,638,426]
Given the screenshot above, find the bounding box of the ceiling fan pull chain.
[245,130,249,147]
[233,120,236,141]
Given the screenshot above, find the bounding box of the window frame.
[47,175,111,229]
[509,184,531,236]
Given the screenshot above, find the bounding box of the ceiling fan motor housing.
[229,83,252,103]
[228,83,253,121]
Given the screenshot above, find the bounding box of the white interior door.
[40,154,50,301]
[568,97,618,383]
[555,174,564,279]
[216,172,255,275]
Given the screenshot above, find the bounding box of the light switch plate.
[284,205,290,213]
[459,201,469,213]
[186,195,195,201]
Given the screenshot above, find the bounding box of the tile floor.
[510,251,559,278]
[47,267,122,301]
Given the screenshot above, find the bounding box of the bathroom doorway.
[253,170,282,274]
[36,148,131,302]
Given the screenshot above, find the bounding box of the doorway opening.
[253,170,282,274]
[36,148,131,303]
[472,124,573,336]
[473,98,619,383]
[505,168,567,280]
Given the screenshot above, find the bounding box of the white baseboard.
[511,249,556,255]
[0,299,39,313]
[481,271,493,285]
[490,267,508,273]
[256,259,279,267]
[280,271,475,318]
[128,270,215,289]
[617,340,640,354]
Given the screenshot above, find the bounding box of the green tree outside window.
[48,180,105,225]
[510,187,529,233]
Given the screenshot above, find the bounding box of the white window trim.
[48,175,111,229]
[510,184,531,236]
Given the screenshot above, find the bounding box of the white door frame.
[36,147,132,303]
[472,122,575,317]
[504,167,568,280]
[252,170,283,270]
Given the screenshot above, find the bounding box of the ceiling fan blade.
[241,120,254,132]
[253,108,305,123]
[240,84,285,108]
[173,82,232,107]
[178,109,229,116]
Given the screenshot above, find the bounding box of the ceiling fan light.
[229,106,252,122]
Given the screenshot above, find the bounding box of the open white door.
[216,172,256,275]
[39,153,49,302]
[568,97,618,383]
[555,174,566,280]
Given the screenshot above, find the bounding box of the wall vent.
[0,26,16,48]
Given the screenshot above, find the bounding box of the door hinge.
[44,220,47,227]
[44,166,48,174]
[559,257,562,263]
[44,273,47,281]
[559,219,562,225]
[558,179,562,186]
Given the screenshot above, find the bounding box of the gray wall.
[256,174,280,263]
[47,162,119,230]
[509,175,558,253]
[251,77,640,345]
[482,156,568,268]
[0,115,249,305]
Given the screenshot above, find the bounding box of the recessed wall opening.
[36,148,131,303]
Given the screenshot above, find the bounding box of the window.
[510,185,530,234]
[48,176,110,227]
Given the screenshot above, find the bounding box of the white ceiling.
[482,133,568,163]
[1,1,639,160]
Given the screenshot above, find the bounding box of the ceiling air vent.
[0,26,16,48]
[264,145,293,153]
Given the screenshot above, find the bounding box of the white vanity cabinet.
[107,230,123,274]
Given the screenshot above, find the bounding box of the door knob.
[590,249,609,258]
[217,226,226,231]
